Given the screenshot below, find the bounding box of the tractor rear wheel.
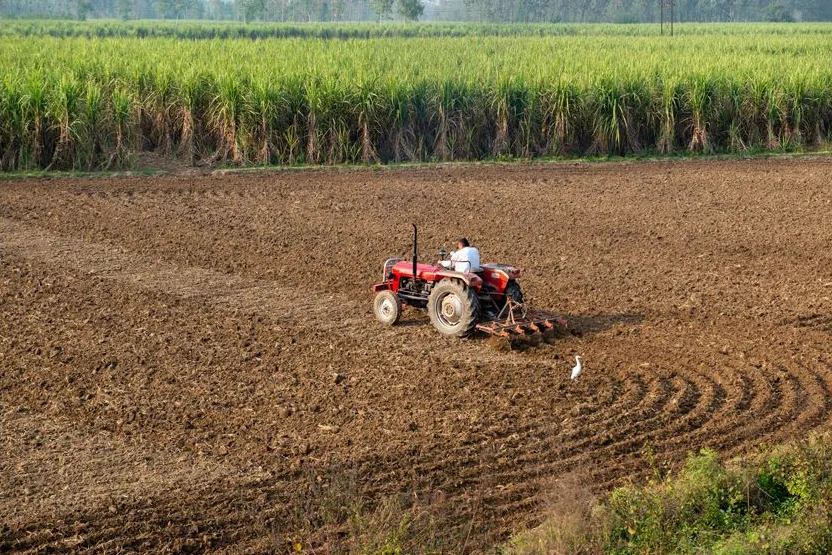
[427,279,479,337]
[374,290,401,325]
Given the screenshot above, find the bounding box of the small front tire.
[374,290,402,325]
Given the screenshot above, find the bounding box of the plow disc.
[476,300,568,349]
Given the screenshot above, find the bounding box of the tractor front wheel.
[374,290,402,325]
[427,279,479,337]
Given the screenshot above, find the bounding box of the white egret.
[571,355,583,381]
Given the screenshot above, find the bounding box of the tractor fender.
[434,270,483,290]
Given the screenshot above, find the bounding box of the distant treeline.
[1,0,830,23]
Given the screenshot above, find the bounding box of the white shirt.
[441,246,480,273]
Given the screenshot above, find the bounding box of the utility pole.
[660,0,674,36]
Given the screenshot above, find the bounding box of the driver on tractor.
[440,238,480,273]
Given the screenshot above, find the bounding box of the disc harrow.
[477,300,568,348]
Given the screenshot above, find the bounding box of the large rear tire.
[374,290,401,325]
[427,279,479,337]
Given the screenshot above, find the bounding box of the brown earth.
[2,157,832,553]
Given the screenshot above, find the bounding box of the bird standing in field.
[571,355,583,381]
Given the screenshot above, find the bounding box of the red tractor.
[372,225,563,340]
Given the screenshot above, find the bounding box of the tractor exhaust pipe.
[412,223,418,280]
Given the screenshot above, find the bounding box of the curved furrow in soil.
[807,353,832,427]
[768,369,806,437]
[640,361,798,454]
[428,358,832,527]
[400,349,831,516]
[459,351,775,465]
[497,373,654,449]
[411,357,820,514]
[2,505,266,554]
[544,375,678,458]
[587,357,832,487]
[561,373,663,437]
[556,369,722,459]
[645,353,830,457]
[710,364,803,449]
[454,375,694,494]
[360,372,655,490]
[785,358,832,431]
[655,363,770,452]
[365,372,701,512]
[665,367,769,450]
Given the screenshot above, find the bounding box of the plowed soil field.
[3,157,832,553]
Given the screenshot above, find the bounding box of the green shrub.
[507,434,832,555]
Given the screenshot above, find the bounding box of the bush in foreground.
[506,434,832,555]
